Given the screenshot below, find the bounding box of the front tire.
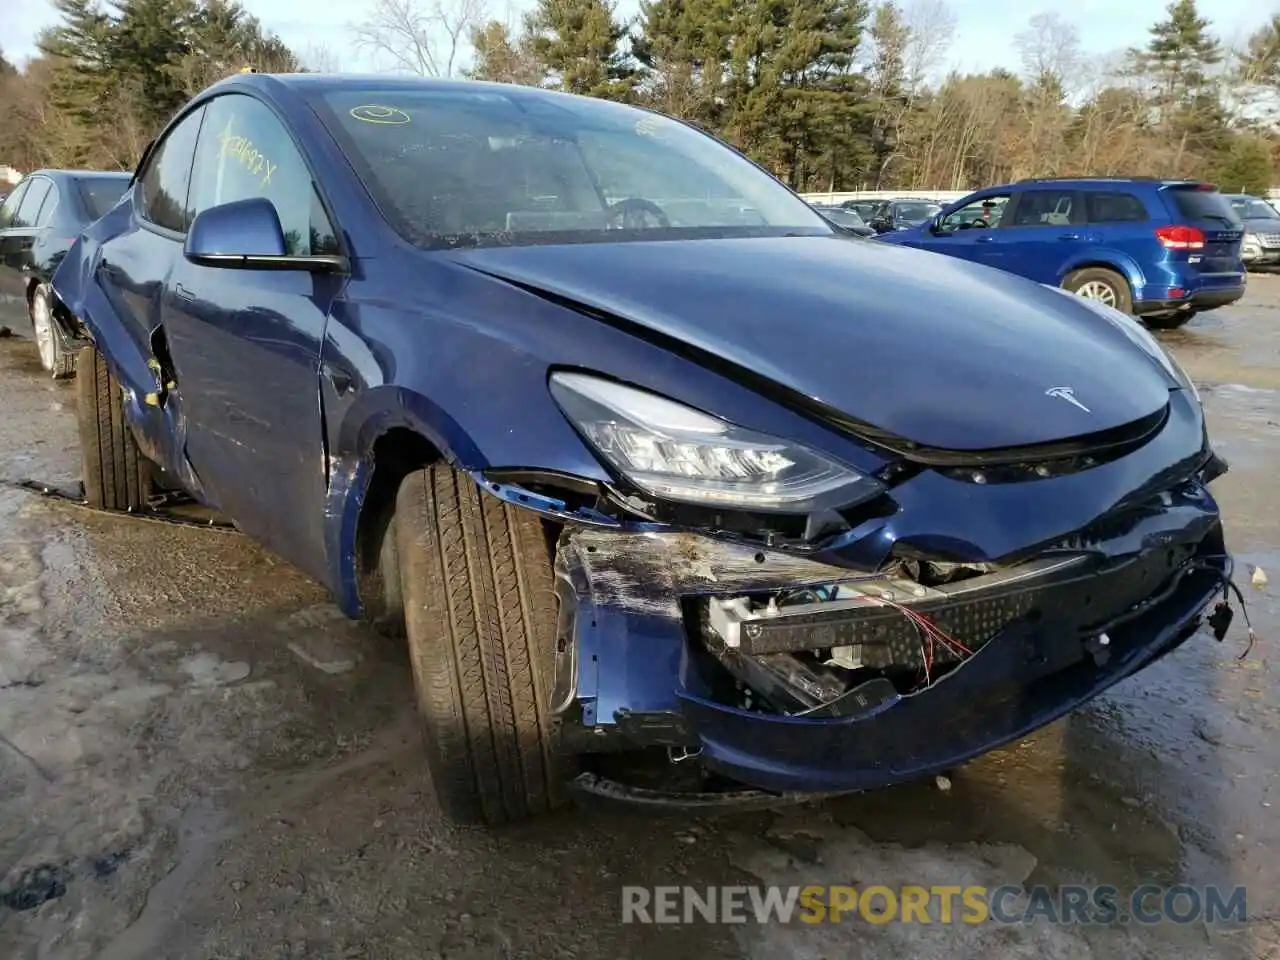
[1063,267,1133,314]
[31,284,75,379]
[76,346,152,510]
[393,465,570,825]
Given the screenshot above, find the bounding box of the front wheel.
[1062,267,1133,314]
[393,464,571,825]
[31,284,76,379]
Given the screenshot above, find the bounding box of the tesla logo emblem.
[1045,386,1090,413]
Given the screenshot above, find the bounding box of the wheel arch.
[1058,253,1143,297]
[350,425,445,623]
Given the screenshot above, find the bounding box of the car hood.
[1242,217,1280,232]
[447,236,1175,452]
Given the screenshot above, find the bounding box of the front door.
[162,92,344,582]
[918,192,1013,269]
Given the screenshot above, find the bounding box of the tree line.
[3,0,1279,195]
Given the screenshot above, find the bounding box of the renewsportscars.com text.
[621,884,1247,926]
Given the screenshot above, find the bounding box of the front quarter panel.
[319,250,894,612]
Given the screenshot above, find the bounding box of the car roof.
[223,71,618,110]
[981,177,1208,192]
[23,169,131,182]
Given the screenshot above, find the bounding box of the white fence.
[803,187,1280,206]
[800,190,971,205]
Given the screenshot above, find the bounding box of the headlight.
[549,372,884,511]
[1045,285,1199,402]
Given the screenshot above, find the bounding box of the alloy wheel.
[1075,280,1117,307]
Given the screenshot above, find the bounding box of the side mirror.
[184,197,346,272]
[928,213,946,234]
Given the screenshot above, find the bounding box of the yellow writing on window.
[218,118,278,189]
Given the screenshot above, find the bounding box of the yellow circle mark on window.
[350,105,411,125]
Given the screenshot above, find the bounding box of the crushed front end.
[486,381,1235,805]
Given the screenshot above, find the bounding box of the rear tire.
[1063,267,1133,314]
[1142,311,1196,330]
[393,464,570,825]
[30,284,76,379]
[76,346,153,511]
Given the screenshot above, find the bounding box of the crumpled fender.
[50,203,156,402]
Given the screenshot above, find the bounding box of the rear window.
[1085,192,1148,223]
[1165,186,1241,225]
[76,176,129,221]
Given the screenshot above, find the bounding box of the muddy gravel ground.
[1,278,1279,960]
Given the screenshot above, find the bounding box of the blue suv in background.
[877,178,1246,329]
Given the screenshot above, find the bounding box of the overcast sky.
[2,0,1272,77]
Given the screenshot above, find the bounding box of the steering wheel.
[605,198,671,230]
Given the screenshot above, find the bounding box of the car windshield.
[76,176,130,221]
[1229,196,1277,220]
[896,201,941,223]
[308,85,832,249]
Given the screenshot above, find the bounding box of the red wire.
[882,598,975,657]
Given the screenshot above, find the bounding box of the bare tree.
[300,43,342,73]
[1015,12,1084,93]
[354,0,488,77]
[902,0,956,94]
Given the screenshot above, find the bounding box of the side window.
[940,193,1011,231]
[139,105,207,233]
[1010,190,1078,227]
[34,182,60,227]
[1085,192,1149,224]
[190,94,339,256]
[14,178,52,228]
[0,180,30,229]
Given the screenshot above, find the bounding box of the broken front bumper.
[551,465,1229,797]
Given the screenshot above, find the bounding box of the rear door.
[94,105,207,383]
[1159,184,1245,288]
[0,176,54,333]
[997,188,1087,284]
[1082,190,1154,269]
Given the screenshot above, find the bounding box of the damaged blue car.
[52,74,1234,825]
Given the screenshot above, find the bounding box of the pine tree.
[632,0,732,124]
[109,0,202,130]
[467,20,545,86]
[1135,0,1221,105]
[523,0,635,100]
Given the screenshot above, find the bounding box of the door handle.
[173,282,195,301]
[975,235,996,243]
[1058,233,1082,241]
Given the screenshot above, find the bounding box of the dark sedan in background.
[0,169,131,377]
[868,197,943,234]
[810,203,875,237]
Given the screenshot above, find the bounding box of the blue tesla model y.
[52,73,1234,824]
